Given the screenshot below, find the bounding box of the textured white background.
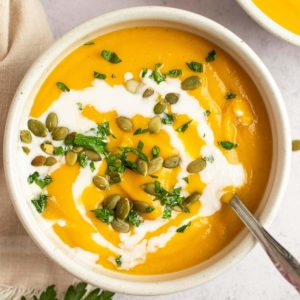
[40,0,300,299]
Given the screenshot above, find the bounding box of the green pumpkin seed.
[22,146,30,154]
[148,157,163,174]
[52,126,69,140]
[172,205,183,212]
[148,116,162,133]
[65,151,78,166]
[116,116,133,132]
[41,142,54,155]
[72,146,84,153]
[108,172,122,184]
[133,201,153,213]
[111,218,130,233]
[115,198,131,220]
[45,156,57,166]
[141,182,156,195]
[292,140,300,151]
[103,194,121,210]
[143,88,154,98]
[181,76,201,90]
[184,192,201,205]
[28,119,48,137]
[45,112,58,132]
[163,156,181,168]
[84,149,101,161]
[187,158,206,173]
[125,79,140,93]
[137,158,148,176]
[31,155,46,166]
[64,132,76,145]
[153,102,166,114]
[165,93,179,104]
[20,130,32,143]
[93,175,109,190]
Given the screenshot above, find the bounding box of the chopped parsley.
[83,41,95,45]
[182,176,189,183]
[115,255,122,267]
[54,146,68,155]
[141,68,148,78]
[176,221,191,233]
[151,145,160,158]
[128,210,142,227]
[218,141,238,150]
[96,121,115,139]
[203,155,214,163]
[76,102,83,110]
[225,91,237,99]
[162,113,176,125]
[32,194,47,213]
[204,110,211,117]
[28,172,52,189]
[89,161,95,172]
[176,120,192,133]
[150,70,165,84]
[134,128,149,135]
[186,61,203,72]
[205,50,217,62]
[168,69,182,77]
[163,206,172,219]
[93,208,114,224]
[56,82,70,92]
[146,206,155,213]
[74,134,108,156]
[137,140,144,151]
[94,71,106,80]
[100,50,122,64]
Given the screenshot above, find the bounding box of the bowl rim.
[236,0,300,47]
[3,6,291,295]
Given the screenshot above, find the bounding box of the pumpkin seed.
[125,79,140,93]
[52,126,69,140]
[181,76,201,90]
[45,112,58,132]
[148,116,162,133]
[153,102,166,114]
[28,119,48,137]
[93,175,109,190]
[65,151,78,166]
[172,205,183,212]
[72,146,84,153]
[163,156,181,168]
[103,194,121,210]
[41,142,54,155]
[165,93,179,104]
[115,198,131,220]
[141,182,156,195]
[108,172,122,184]
[22,146,30,154]
[148,157,163,174]
[187,158,206,173]
[64,132,76,145]
[20,130,32,143]
[45,156,57,166]
[31,155,46,166]
[133,201,153,213]
[116,116,133,132]
[292,140,300,151]
[111,218,130,233]
[137,158,148,176]
[84,149,101,161]
[184,192,201,205]
[143,88,154,98]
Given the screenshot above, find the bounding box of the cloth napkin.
[0,0,74,298]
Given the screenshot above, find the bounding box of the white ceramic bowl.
[3,7,291,295]
[236,0,300,47]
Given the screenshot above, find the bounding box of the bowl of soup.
[237,0,300,47]
[3,6,290,295]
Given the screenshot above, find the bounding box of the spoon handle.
[229,195,300,293]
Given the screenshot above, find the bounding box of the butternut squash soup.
[18,27,272,275]
[253,0,300,35]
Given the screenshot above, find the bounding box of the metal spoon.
[229,194,300,293]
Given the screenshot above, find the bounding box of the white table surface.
[40,0,300,299]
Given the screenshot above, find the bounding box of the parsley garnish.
[176,120,192,133]
[186,61,203,72]
[28,172,52,189]
[97,121,115,139]
[137,140,144,151]
[163,206,172,219]
[150,70,165,84]
[225,91,236,99]
[93,208,114,224]
[74,134,108,156]
[176,221,191,233]
[168,69,182,77]
[54,146,68,155]
[89,161,95,172]
[78,153,88,168]
[205,50,217,62]
[56,82,70,92]
[182,176,189,183]
[134,128,149,135]
[151,145,160,158]
[218,141,237,150]
[141,68,148,78]
[76,102,83,110]
[115,255,122,266]
[128,210,142,227]
[101,50,122,64]
[94,71,107,80]
[83,41,95,45]
[32,194,47,213]
[162,113,176,125]
[203,155,214,163]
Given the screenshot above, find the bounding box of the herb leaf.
[89,161,95,172]
[28,172,52,189]
[150,70,165,84]
[97,121,115,139]
[176,221,191,233]
[225,91,236,99]
[64,282,87,300]
[32,194,47,213]
[218,141,237,150]
[141,68,148,78]
[101,50,122,64]
[162,113,176,125]
[93,208,114,224]
[74,134,108,156]
[203,155,214,163]
[94,72,107,80]
[205,50,217,62]
[134,128,149,135]
[182,176,189,183]
[163,206,172,219]
[128,210,142,227]
[168,69,182,77]
[151,145,160,158]
[78,153,88,168]
[76,102,83,111]
[176,120,192,133]
[54,146,68,155]
[115,255,122,267]
[186,62,203,72]
[83,41,95,46]
[56,82,70,92]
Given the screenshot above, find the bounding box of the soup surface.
[18,27,272,275]
[253,0,300,35]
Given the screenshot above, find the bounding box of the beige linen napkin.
[0,0,74,298]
